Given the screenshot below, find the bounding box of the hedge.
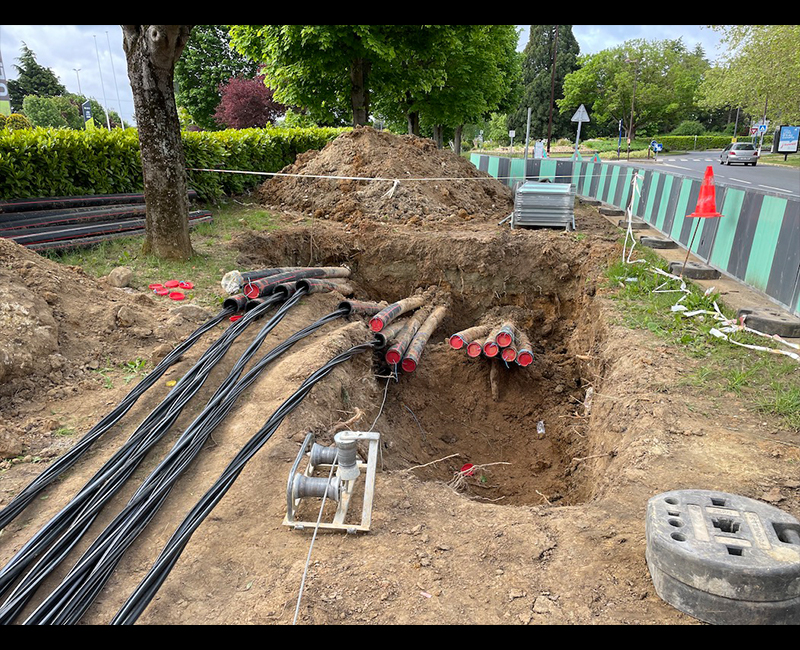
[0,125,347,201]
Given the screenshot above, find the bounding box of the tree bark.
[407,111,420,136]
[432,125,444,149]
[350,57,371,127]
[453,124,463,155]
[122,25,194,260]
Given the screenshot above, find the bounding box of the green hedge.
[0,125,347,201]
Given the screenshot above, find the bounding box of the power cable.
[0,296,285,619]
[110,340,377,625]
[0,307,232,532]
[23,300,352,625]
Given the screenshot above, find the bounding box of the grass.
[605,246,800,431]
[43,200,280,310]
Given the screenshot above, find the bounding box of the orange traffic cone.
[687,166,723,219]
[679,166,723,278]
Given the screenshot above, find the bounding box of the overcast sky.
[0,25,726,127]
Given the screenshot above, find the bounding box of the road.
[608,151,800,199]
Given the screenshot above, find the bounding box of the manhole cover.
[646,489,800,624]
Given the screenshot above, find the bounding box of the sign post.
[571,104,590,160]
[0,49,11,117]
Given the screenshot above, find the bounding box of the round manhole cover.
[646,489,800,624]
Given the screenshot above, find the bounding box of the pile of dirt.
[255,126,515,226]
[0,237,214,460]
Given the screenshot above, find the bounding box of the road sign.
[758,123,768,134]
[571,104,590,123]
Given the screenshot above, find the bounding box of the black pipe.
[0,307,232,533]
[110,338,377,625]
[0,296,286,616]
[21,297,356,625]
[0,191,198,214]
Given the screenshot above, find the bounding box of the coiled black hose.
[23,304,350,625]
[0,307,232,532]
[0,295,289,618]
[110,339,377,625]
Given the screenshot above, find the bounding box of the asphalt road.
[609,151,800,199]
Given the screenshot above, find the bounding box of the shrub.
[0,125,347,200]
[671,120,706,136]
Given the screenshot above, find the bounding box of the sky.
[0,25,727,127]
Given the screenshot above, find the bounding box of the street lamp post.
[73,68,82,95]
[626,58,639,161]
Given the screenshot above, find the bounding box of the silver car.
[720,142,759,166]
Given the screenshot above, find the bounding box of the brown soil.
[0,127,798,626]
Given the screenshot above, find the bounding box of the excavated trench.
[234,223,615,508]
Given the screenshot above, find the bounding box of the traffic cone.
[687,166,723,219]
[679,165,723,279]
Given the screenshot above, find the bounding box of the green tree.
[175,25,260,130]
[7,43,66,113]
[413,25,522,153]
[229,25,454,128]
[559,38,709,140]
[699,25,800,125]
[508,25,580,142]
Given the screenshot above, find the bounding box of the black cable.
[0,296,284,616]
[0,307,232,532]
[24,304,348,625]
[111,339,377,625]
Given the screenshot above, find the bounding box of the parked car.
[720,142,759,166]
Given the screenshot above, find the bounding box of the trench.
[234,224,613,508]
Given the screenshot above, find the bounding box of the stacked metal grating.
[511,181,575,230]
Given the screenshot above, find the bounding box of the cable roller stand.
[284,430,380,534]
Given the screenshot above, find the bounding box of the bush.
[3,113,32,130]
[0,125,348,201]
[671,120,706,136]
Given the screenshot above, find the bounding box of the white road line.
[759,185,793,194]
[731,178,752,184]
[663,164,692,171]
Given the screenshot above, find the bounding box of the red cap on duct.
[168,291,185,301]
[178,281,194,290]
[466,341,483,357]
[496,330,513,347]
[369,317,384,332]
[461,463,475,476]
[483,341,499,357]
[385,349,402,366]
[449,335,465,349]
[155,287,169,296]
[517,351,534,367]
[164,279,180,288]
[401,358,417,373]
[501,347,517,362]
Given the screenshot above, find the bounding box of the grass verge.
[43,199,279,310]
[605,246,800,430]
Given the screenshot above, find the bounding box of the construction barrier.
[471,154,800,319]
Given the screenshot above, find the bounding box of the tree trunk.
[453,124,463,155]
[407,111,420,136]
[432,125,444,149]
[350,57,371,127]
[122,25,194,260]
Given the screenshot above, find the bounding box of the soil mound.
[255,126,514,226]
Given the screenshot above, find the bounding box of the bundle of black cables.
[22,301,351,625]
[0,307,233,532]
[0,292,295,622]
[111,338,378,625]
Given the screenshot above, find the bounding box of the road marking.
[663,164,692,171]
[731,178,752,184]
[759,185,793,194]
